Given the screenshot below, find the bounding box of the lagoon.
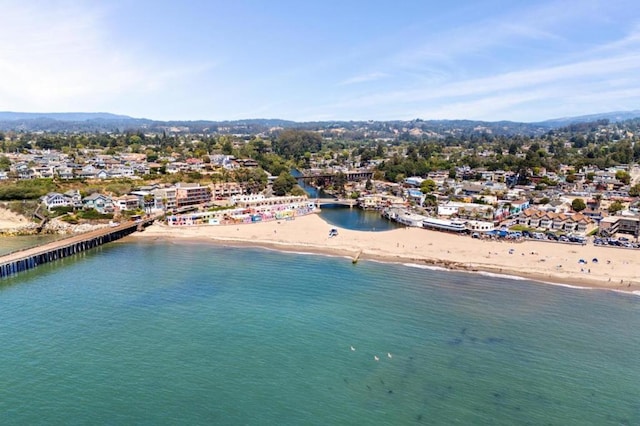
[318,204,402,232]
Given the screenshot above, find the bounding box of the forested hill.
[0,110,639,137]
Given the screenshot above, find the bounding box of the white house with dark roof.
[42,192,73,211]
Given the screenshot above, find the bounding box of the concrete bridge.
[0,217,155,278]
[314,198,357,208]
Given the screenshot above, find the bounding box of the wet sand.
[130,213,640,294]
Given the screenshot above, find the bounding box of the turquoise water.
[1,240,639,425]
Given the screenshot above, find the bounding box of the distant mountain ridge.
[540,110,640,126]
[0,111,135,121]
[0,110,639,136]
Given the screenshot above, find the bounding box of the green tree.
[571,198,586,212]
[272,172,297,196]
[420,179,436,194]
[234,168,267,194]
[629,183,640,197]
[365,178,373,191]
[0,155,10,171]
[608,200,624,215]
[221,138,233,155]
[615,170,631,185]
[273,130,322,160]
[332,172,348,196]
[290,185,307,196]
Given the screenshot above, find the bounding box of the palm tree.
[161,197,168,215]
[593,193,602,208]
[143,194,154,215]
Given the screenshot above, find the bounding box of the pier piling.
[0,219,151,279]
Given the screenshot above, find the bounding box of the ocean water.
[0,240,638,425]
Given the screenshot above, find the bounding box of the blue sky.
[1,0,639,122]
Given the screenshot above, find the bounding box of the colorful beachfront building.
[166,195,316,227]
[231,194,309,209]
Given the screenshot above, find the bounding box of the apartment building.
[175,183,212,207]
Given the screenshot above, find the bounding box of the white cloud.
[319,31,640,122]
[338,72,389,86]
[0,1,210,113]
[392,3,571,71]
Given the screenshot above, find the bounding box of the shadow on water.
[318,205,402,232]
[291,169,327,199]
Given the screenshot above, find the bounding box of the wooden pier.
[0,219,152,278]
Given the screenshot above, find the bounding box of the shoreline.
[128,213,640,295]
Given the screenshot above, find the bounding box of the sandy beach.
[130,213,640,294]
[0,207,29,231]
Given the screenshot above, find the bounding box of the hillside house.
[83,193,115,214]
[64,190,83,208]
[56,167,75,180]
[42,192,74,211]
[114,195,141,211]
